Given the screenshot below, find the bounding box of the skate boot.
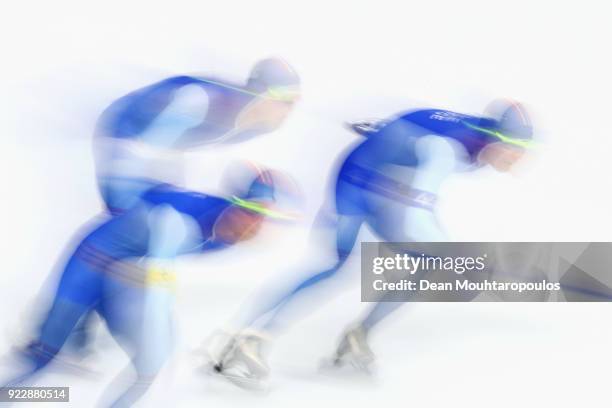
[198,329,237,372]
[207,329,271,390]
[330,325,375,373]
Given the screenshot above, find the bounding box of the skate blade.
[219,371,269,392]
[197,360,269,393]
[318,356,375,377]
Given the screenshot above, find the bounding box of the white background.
[0,0,611,407]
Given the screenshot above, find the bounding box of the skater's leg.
[100,205,198,407]
[359,196,447,333]
[251,212,364,334]
[2,245,105,386]
[3,209,149,387]
[99,276,174,408]
[361,301,406,332]
[208,211,364,381]
[328,198,442,369]
[65,311,98,356]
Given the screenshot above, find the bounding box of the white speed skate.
[323,325,375,374]
[200,329,270,391]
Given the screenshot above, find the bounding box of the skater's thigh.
[364,193,410,242]
[37,297,92,351]
[52,250,106,308]
[83,205,151,259]
[99,273,146,354]
[365,192,445,242]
